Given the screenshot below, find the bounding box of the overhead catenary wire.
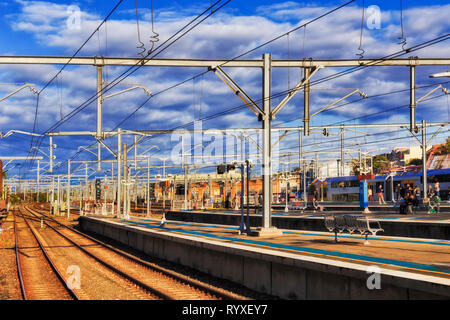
[148,0,160,54]
[27,0,126,165]
[34,0,354,168]
[398,0,407,51]
[356,0,365,60]
[26,1,448,175]
[36,1,232,173]
[135,0,147,57]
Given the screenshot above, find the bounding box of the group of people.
[426,183,441,214]
[394,181,441,214]
[367,184,387,204]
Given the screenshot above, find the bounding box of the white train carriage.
[324,168,450,202]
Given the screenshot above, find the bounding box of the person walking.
[377,184,386,204]
[368,187,373,202]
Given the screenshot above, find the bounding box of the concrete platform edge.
[79,216,450,300]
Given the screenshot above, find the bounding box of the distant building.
[427,143,450,169]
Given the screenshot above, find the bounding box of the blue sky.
[0,0,449,179]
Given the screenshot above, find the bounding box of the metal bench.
[288,204,307,212]
[324,214,383,244]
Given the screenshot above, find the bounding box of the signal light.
[95,178,101,201]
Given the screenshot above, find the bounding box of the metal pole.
[134,135,137,170]
[49,136,53,173]
[123,142,128,218]
[67,160,71,219]
[57,175,60,216]
[410,66,417,132]
[97,142,101,171]
[359,148,362,174]
[147,157,150,217]
[304,67,310,136]
[96,65,103,139]
[341,130,344,175]
[239,163,245,233]
[422,120,428,199]
[117,128,122,217]
[262,53,272,229]
[37,160,40,202]
[246,160,250,233]
[182,134,187,210]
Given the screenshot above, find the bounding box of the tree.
[372,155,390,174]
[444,137,450,154]
[9,193,21,205]
[406,158,422,166]
[350,159,361,175]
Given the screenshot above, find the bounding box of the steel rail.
[16,207,80,300]
[13,209,27,300]
[28,204,245,300]
[24,206,183,300]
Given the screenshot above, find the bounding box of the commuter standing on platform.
[378,184,386,204]
[434,180,440,198]
[395,183,401,202]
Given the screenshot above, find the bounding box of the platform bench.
[324,214,383,244]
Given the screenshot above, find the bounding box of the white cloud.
[1,1,449,171]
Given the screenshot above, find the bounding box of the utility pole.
[410,66,417,132]
[239,163,246,234]
[422,120,428,199]
[96,65,103,139]
[341,130,345,175]
[67,160,71,219]
[117,128,122,217]
[37,160,40,202]
[123,142,128,219]
[182,134,187,210]
[246,160,250,233]
[57,175,60,216]
[262,53,272,229]
[147,156,150,217]
[49,136,54,173]
[304,68,310,136]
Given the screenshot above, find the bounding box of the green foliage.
[38,193,47,202]
[350,159,360,175]
[406,158,422,166]
[9,193,21,205]
[444,137,450,154]
[373,155,390,174]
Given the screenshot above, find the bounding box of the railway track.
[25,205,247,300]
[13,208,79,300]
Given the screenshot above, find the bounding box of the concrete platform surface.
[166,209,450,240]
[80,215,450,299]
[99,216,450,280]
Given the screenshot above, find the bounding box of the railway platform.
[79,215,450,300]
[165,209,450,240]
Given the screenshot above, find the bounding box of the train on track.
[311,168,450,202]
